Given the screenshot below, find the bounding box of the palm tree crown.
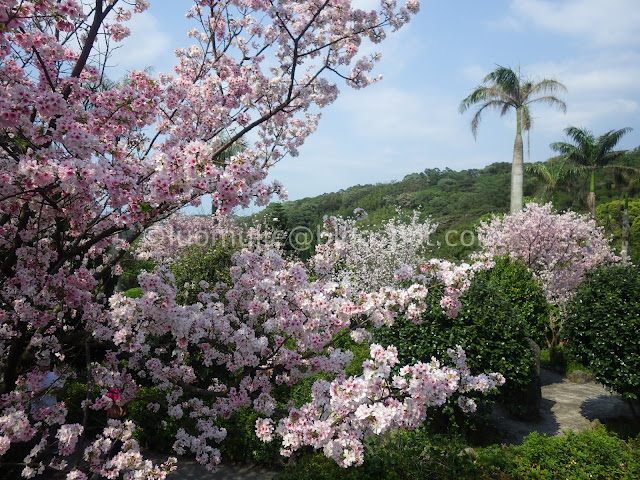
[550,126,633,217]
[460,65,567,214]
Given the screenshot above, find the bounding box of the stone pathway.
[490,368,638,444]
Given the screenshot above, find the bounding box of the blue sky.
[110,0,640,215]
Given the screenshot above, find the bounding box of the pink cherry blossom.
[477,203,619,304]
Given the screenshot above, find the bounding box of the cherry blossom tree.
[476,203,619,305]
[321,209,437,291]
[0,1,506,478]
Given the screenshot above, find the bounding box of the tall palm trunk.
[622,196,630,260]
[587,170,596,218]
[511,108,524,214]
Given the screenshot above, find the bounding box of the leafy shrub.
[216,408,282,466]
[481,426,640,479]
[122,287,143,298]
[374,273,537,423]
[282,426,640,480]
[170,241,237,304]
[118,249,156,291]
[483,256,550,347]
[563,265,640,400]
[280,428,477,480]
[128,386,181,453]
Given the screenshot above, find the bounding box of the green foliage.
[483,257,550,347]
[539,343,593,376]
[597,198,640,264]
[373,274,536,422]
[170,240,237,305]
[216,408,282,466]
[118,248,155,291]
[122,287,143,298]
[127,386,182,453]
[58,381,105,436]
[563,265,640,400]
[281,427,640,480]
[481,427,640,479]
[279,429,478,480]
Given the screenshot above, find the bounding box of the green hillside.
[249,147,640,260]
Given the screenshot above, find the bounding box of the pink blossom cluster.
[258,344,504,467]
[415,256,494,318]
[477,203,619,304]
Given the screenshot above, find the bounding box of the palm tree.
[460,66,567,214]
[550,126,633,217]
[525,156,584,205]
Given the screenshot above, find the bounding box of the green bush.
[373,273,537,424]
[128,386,182,453]
[563,265,640,400]
[480,426,640,479]
[170,241,237,305]
[118,248,155,291]
[280,428,477,480]
[216,408,282,466]
[280,426,640,480]
[483,256,550,347]
[122,287,143,298]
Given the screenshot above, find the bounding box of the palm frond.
[459,85,515,113]
[527,79,568,96]
[604,164,640,177]
[527,95,567,113]
[563,126,595,149]
[595,127,633,158]
[469,99,510,138]
[484,65,520,95]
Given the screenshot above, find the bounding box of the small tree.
[477,203,619,306]
[550,126,633,217]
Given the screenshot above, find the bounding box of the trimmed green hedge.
[563,265,640,400]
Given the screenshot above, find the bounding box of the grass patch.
[540,345,593,376]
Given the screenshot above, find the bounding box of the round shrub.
[373,273,537,418]
[563,265,640,400]
[480,426,640,479]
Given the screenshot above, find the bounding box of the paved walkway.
[490,368,638,444]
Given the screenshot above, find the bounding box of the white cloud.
[503,0,640,48]
[333,85,463,142]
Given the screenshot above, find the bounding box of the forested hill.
[247,150,640,259]
[260,162,514,231]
